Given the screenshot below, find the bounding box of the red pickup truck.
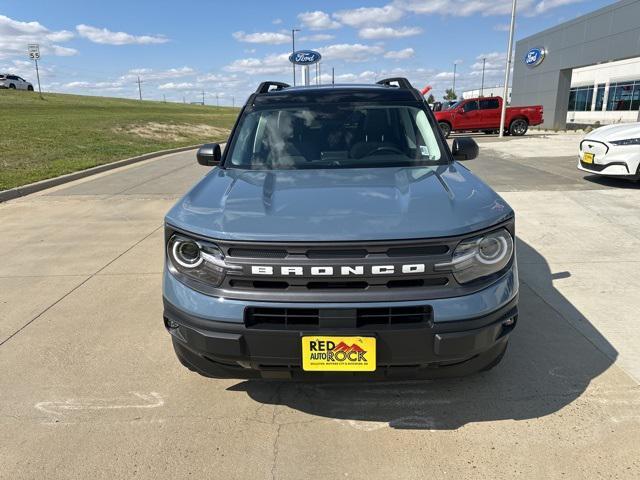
[434,96,543,138]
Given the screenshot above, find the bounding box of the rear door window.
[479,98,500,109]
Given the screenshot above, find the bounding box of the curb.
[0,144,200,203]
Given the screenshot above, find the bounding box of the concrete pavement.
[1,143,640,479]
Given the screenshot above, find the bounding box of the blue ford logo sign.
[289,50,322,65]
[524,47,546,68]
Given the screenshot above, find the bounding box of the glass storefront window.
[607,81,635,111]
[568,86,594,111]
[630,82,640,110]
[568,89,576,111]
[595,84,605,110]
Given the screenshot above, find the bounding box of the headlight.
[167,234,239,288]
[611,138,640,146]
[435,229,514,284]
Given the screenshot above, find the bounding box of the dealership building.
[511,0,640,129]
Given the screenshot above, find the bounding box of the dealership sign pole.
[499,0,517,138]
[289,50,322,87]
[27,44,43,98]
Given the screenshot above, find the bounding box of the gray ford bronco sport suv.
[163,78,518,380]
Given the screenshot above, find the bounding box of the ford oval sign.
[524,47,546,68]
[289,50,322,65]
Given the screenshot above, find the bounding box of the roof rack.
[255,81,290,94]
[376,77,413,89]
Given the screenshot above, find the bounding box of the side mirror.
[451,137,479,161]
[197,143,221,166]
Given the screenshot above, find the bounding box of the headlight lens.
[435,229,514,284]
[167,234,236,287]
[611,138,640,146]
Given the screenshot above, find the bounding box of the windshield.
[227,104,445,170]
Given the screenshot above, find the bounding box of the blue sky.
[1,0,614,104]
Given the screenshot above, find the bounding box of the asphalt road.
[1,139,640,479]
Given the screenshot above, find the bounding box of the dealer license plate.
[583,152,594,164]
[301,336,376,371]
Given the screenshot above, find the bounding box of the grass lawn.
[0,90,239,190]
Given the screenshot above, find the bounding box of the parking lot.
[1,133,640,479]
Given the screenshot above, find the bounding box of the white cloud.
[384,47,415,60]
[359,26,422,39]
[394,0,584,17]
[0,14,77,59]
[493,23,511,31]
[224,53,291,75]
[272,18,283,25]
[120,66,195,82]
[317,43,384,62]
[297,11,341,30]
[333,5,404,27]
[232,31,290,45]
[434,71,455,80]
[299,33,335,42]
[62,80,124,91]
[532,0,583,14]
[76,24,168,45]
[158,82,195,90]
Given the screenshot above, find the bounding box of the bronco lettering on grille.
[250,264,427,276]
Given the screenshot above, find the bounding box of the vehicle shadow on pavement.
[229,240,617,430]
[582,175,640,189]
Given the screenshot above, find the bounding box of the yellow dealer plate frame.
[301,336,376,372]
[583,152,594,164]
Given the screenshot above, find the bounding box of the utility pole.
[202,90,205,105]
[136,76,143,101]
[163,94,166,103]
[216,93,219,107]
[318,62,321,85]
[480,58,486,97]
[291,28,300,86]
[499,0,517,138]
[183,96,185,104]
[232,96,235,108]
[452,62,457,96]
[332,67,335,85]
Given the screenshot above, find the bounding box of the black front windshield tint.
[227,104,445,170]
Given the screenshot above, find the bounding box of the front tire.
[509,118,528,136]
[439,122,451,139]
[9,84,16,89]
[27,85,34,91]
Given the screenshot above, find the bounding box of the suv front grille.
[245,306,433,329]
[214,238,461,301]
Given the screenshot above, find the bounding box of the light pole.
[291,28,300,86]
[452,62,457,96]
[480,58,486,97]
[499,0,517,138]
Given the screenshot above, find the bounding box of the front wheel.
[27,85,34,91]
[509,118,528,136]
[438,122,451,138]
[8,84,16,89]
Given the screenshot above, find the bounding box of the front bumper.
[578,143,640,180]
[163,265,518,379]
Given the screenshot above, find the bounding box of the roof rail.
[255,81,290,94]
[376,77,413,89]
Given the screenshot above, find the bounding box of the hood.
[585,122,640,143]
[166,165,513,242]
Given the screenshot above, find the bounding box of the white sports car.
[578,123,640,181]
